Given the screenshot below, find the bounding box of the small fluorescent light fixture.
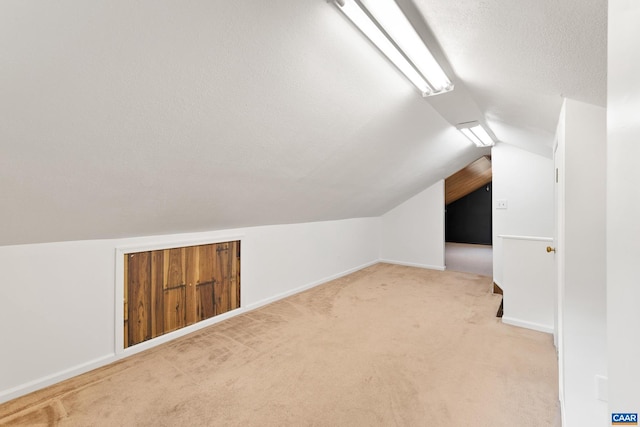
[333,0,453,97]
[457,122,496,147]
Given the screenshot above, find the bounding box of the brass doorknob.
[546,246,556,253]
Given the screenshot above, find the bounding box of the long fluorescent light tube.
[359,0,452,93]
[459,125,495,147]
[335,0,453,96]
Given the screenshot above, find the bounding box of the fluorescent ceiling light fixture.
[457,122,495,147]
[333,0,453,97]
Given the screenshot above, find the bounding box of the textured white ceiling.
[413,0,607,154]
[0,0,605,245]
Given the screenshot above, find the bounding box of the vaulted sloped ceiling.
[0,0,605,246]
[445,156,492,205]
[414,0,607,156]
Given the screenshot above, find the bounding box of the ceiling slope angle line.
[331,0,453,97]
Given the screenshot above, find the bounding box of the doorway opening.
[444,156,493,277]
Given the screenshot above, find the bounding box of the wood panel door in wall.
[124,241,240,348]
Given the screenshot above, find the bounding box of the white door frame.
[554,126,566,422]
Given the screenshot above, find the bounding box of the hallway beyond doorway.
[445,242,493,277]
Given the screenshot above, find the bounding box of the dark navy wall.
[445,183,492,245]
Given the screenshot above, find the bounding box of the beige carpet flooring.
[0,263,559,426]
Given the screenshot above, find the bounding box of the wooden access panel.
[124,241,241,348]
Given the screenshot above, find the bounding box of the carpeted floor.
[445,242,493,277]
[0,263,559,426]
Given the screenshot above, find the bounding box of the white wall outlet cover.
[496,199,508,209]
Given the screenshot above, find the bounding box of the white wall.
[492,144,554,286]
[501,236,555,333]
[557,98,607,426]
[608,0,640,417]
[0,217,380,403]
[380,180,445,270]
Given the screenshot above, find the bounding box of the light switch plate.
[496,199,508,209]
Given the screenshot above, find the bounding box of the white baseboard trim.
[244,259,379,311]
[501,316,554,334]
[378,259,446,271]
[0,259,379,405]
[118,309,245,358]
[0,354,114,404]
